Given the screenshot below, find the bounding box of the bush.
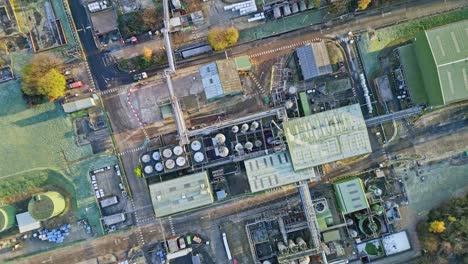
[208,27,240,51]
[0,173,48,200]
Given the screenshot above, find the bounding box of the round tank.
[141,154,150,163]
[371,204,385,216]
[144,165,154,174]
[218,146,229,157]
[152,151,160,161]
[346,218,354,226]
[165,159,175,169]
[194,152,205,162]
[250,121,259,131]
[0,205,17,232]
[285,100,294,109]
[28,192,66,221]
[191,140,202,151]
[244,141,253,151]
[155,163,164,172]
[176,156,187,167]
[231,126,239,133]
[314,200,327,214]
[235,143,244,152]
[288,86,297,95]
[173,146,183,156]
[349,229,358,238]
[359,216,383,236]
[241,124,249,133]
[255,139,263,148]
[215,134,226,144]
[163,148,173,158]
[298,256,310,264]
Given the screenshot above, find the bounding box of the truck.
[222,233,232,260]
[67,81,83,89]
[133,72,148,81]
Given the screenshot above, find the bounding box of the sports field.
[356,8,468,77]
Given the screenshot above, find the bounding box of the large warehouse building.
[399,20,468,106]
[283,104,372,171]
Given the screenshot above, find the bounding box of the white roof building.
[16,212,41,233]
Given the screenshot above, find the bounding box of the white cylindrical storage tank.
[144,165,154,174]
[141,154,150,163]
[255,139,263,148]
[165,159,175,169]
[194,152,205,162]
[277,241,287,251]
[250,121,259,131]
[241,123,249,133]
[176,156,186,167]
[244,141,253,151]
[298,256,310,264]
[155,163,164,172]
[235,143,244,152]
[232,126,239,133]
[152,151,161,161]
[173,146,183,156]
[218,146,229,157]
[215,133,226,144]
[288,86,297,95]
[288,239,296,249]
[163,148,173,158]
[191,140,202,151]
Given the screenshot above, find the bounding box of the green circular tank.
[28,192,66,221]
[0,205,17,232]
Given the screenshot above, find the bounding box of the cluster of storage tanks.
[271,1,309,19]
[141,145,190,176]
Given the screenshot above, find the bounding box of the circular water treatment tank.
[155,163,164,172]
[144,165,154,174]
[314,201,328,214]
[152,151,161,161]
[163,148,173,158]
[231,126,239,133]
[251,121,259,131]
[244,141,253,151]
[141,154,151,163]
[235,143,244,152]
[191,140,202,151]
[218,146,229,157]
[0,205,17,232]
[173,146,183,156]
[176,156,187,167]
[165,159,175,169]
[215,134,226,144]
[241,124,249,133]
[194,152,204,163]
[28,192,66,221]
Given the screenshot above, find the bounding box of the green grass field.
[357,8,468,77]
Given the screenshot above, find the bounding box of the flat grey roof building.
[149,171,214,217]
[244,151,318,193]
[16,212,41,233]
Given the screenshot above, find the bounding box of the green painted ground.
[356,8,468,77]
[397,44,427,105]
[239,9,326,42]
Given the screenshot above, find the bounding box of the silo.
[28,192,66,221]
[0,205,17,232]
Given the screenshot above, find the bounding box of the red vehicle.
[68,81,83,89]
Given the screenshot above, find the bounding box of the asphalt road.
[68,0,132,90]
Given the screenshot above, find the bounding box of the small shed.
[16,212,41,233]
[234,56,252,72]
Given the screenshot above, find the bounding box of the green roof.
[28,192,66,221]
[414,20,468,105]
[149,171,214,217]
[0,205,17,232]
[299,92,311,116]
[333,178,369,214]
[284,104,372,171]
[234,55,252,71]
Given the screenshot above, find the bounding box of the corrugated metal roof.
[296,42,332,81]
[199,62,224,100]
[333,178,369,214]
[149,171,214,217]
[244,151,318,193]
[216,59,242,95]
[284,104,372,170]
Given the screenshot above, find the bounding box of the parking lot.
[89,165,134,232]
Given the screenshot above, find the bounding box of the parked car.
[133,72,148,81]
[68,81,83,89]
[66,78,75,84]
